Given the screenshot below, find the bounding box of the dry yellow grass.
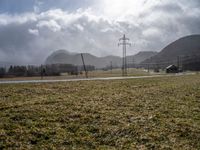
[0,74,200,149]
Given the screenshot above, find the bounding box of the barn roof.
[166,65,178,69]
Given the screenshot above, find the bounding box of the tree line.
[0,64,95,78]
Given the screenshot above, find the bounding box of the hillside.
[127,51,158,64]
[142,35,200,64]
[45,50,157,68]
[45,50,122,68]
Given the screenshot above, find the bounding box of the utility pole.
[110,61,112,74]
[177,56,180,70]
[40,64,45,80]
[177,56,180,72]
[81,53,88,78]
[132,57,135,68]
[118,34,131,76]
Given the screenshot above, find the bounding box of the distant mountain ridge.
[142,35,200,64]
[126,51,158,64]
[45,35,200,69]
[45,50,157,68]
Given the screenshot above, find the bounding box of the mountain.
[45,50,122,68]
[45,50,157,68]
[142,35,200,64]
[126,51,158,64]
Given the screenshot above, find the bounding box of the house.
[166,65,179,73]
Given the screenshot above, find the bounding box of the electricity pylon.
[118,34,131,76]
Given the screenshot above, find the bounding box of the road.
[0,73,192,84]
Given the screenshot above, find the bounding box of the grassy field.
[0,75,200,149]
[0,68,151,81]
[87,68,151,77]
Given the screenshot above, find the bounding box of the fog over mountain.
[45,50,157,68]
[0,0,200,65]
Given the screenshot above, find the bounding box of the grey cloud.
[152,2,183,13]
[0,1,200,65]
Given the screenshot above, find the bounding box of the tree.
[0,67,6,78]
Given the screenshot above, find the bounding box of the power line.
[81,53,88,78]
[118,34,131,76]
[137,54,200,71]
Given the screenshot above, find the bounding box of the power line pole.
[40,64,45,80]
[177,56,180,69]
[81,53,88,78]
[132,57,135,68]
[118,34,131,76]
[110,61,112,74]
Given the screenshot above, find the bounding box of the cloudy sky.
[0,0,200,65]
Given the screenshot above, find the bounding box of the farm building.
[166,65,179,73]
